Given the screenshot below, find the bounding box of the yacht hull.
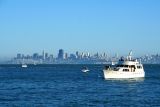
[103,70,145,79]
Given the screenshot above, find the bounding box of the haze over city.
[0,0,160,58]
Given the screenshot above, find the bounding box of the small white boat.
[22,64,27,68]
[103,51,145,79]
[82,67,90,72]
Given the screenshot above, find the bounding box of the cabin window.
[124,65,129,68]
[116,65,120,67]
[131,65,136,69]
[137,66,142,69]
[116,65,123,67]
[114,68,119,71]
[116,65,130,68]
[123,69,129,72]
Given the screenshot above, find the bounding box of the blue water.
[0,64,160,107]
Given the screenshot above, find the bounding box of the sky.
[0,0,160,58]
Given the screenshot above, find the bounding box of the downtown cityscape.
[4,49,160,64]
[0,0,160,106]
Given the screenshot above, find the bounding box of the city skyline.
[0,48,159,60]
[1,0,160,57]
[3,49,160,64]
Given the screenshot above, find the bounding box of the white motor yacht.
[103,51,145,79]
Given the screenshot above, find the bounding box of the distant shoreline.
[0,63,159,67]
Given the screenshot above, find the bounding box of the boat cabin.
[116,60,143,72]
[105,60,143,72]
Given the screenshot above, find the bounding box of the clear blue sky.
[0,0,160,57]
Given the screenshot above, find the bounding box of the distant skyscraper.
[76,51,79,58]
[95,52,99,58]
[116,53,119,58]
[87,52,90,57]
[49,54,54,61]
[49,54,54,59]
[81,52,85,58]
[58,49,64,59]
[17,53,21,59]
[42,50,45,60]
[33,53,39,59]
[64,53,68,59]
[22,54,25,59]
[70,54,76,59]
[45,53,48,59]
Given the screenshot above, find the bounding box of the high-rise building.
[21,54,25,59]
[70,54,76,59]
[45,53,48,59]
[116,53,119,58]
[49,54,54,60]
[58,49,64,59]
[76,51,79,58]
[64,53,68,59]
[87,52,90,57]
[94,52,99,58]
[81,52,85,58]
[42,50,45,60]
[33,53,39,59]
[17,53,21,59]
